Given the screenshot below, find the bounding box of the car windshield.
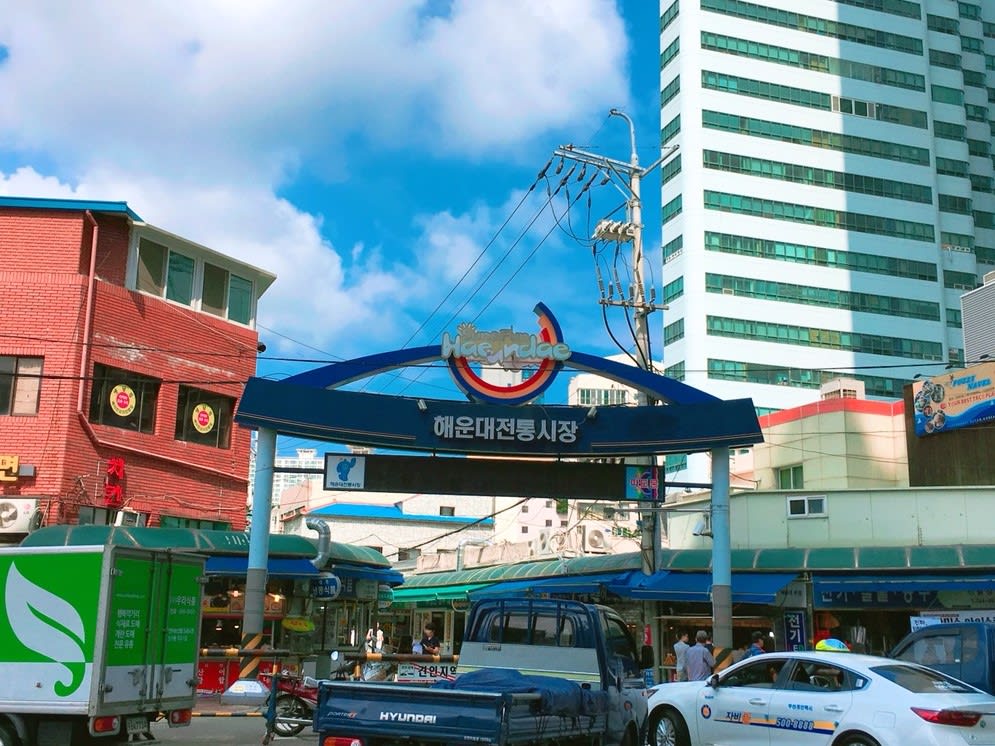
[870,664,980,694]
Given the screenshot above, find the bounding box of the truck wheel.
[0,722,20,746]
[273,694,308,737]
[648,708,689,746]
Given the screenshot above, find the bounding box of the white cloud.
[0,1,630,358]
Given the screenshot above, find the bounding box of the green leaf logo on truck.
[5,562,87,696]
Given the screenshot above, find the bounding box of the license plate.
[125,715,148,735]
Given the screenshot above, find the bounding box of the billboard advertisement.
[912,361,995,437]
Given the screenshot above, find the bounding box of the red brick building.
[0,196,275,538]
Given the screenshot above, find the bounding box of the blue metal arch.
[282,346,716,406]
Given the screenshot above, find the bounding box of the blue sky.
[0,1,667,453]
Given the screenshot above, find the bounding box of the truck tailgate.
[317,680,523,744]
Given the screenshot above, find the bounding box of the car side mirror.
[708,674,720,688]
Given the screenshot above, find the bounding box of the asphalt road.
[149,717,317,745]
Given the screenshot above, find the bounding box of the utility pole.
[554,110,679,577]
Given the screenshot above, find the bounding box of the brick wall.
[0,208,260,531]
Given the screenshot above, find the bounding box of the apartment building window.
[174,386,235,448]
[521,505,529,513]
[704,191,936,242]
[936,157,970,178]
[439,506,455,516]
[664,318,685,345]
[778,465,804,490]
[663,235,683,262]
[703,150,932,202]
[138,238,194,305]
[709,359,907,398]
[521,526,529,534]
[397,548,420,562]
[705,231,938,281]
[947,308,963,328]
[89,363,160,434]
[931,85,965,106]
[545,519,553,527]
[661,0,679,31]
[662,114,681,145]
[703,110,931,165]
[661,37,680,71]
[0,356,42,416]
[707,315,942,360]
[136,237,255,325]
[662,195,682,224]
[700,0,924,54]
[961,36,983,54]
[831,0,920,19]
[665,361,685,381]
[203,263,253,324]
[788,495,826,517]
[700,31,925,91]
[663,276,684,304]
[934,121,966,141]
[927,14,959,34]
[958,2,980,20]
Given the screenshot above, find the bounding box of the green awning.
[20,525,392,568]
[391,583,493,605]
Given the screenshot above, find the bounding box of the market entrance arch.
[234,303,763,652]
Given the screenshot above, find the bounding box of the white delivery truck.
[0,544,204,745]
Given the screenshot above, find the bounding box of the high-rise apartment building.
[660,0,994,481]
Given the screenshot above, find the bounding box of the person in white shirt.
[672,631,690,681]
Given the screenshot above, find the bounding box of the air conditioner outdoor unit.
[0,498,39,533]
[582,525,611,553]
[530,530,552,557]
[114,509,148,527]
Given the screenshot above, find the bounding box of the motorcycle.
[261,652,356,739]
[259,671,319,737]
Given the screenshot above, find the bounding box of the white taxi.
[646,651,995,746]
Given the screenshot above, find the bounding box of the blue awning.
[814,574,995,596]
[329,563,405,587]
[611,571,797,603]
[468,572,625,599]
[205,556,320,578]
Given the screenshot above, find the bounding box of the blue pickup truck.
[315,598,651,746]
[891,622,995,694]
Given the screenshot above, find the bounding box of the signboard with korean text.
[913,361,995,436]
[235,300,764,459]
[324,455,366,490]
[395,662,458,684]
[783,610,807,651]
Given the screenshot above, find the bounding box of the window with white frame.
[777,464,804,490]
[135,237,255,325]
[787,495,827,518]
[0,356,43,416]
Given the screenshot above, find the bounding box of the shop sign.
[816,590,939,609]
[775,581,808,608]
[783,610,807,651]
[442,302,569,406]
[625,466,659,501]
[0,455,18,482]
[917,608,995,626]
[311,574,342,600]
[378,584,393,610]
[395,662,458,684]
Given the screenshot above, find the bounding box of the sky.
[0,1,667,454]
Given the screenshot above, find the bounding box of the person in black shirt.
[419,621,441,655]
